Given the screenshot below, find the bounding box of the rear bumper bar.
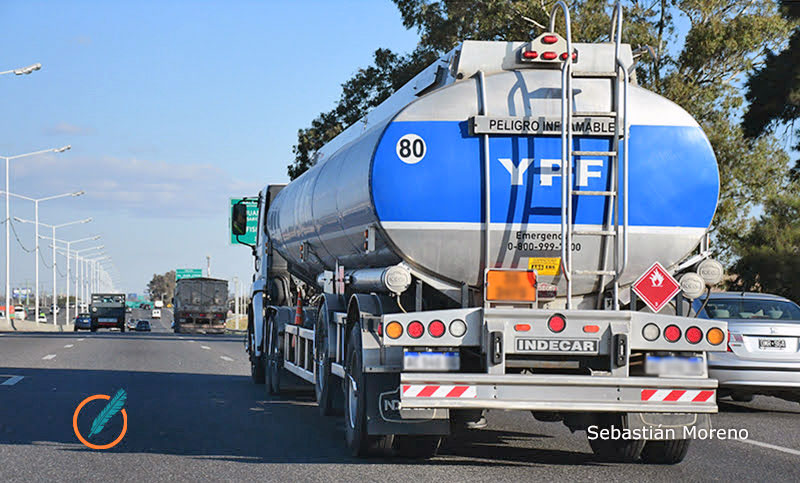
[400,373,718,413]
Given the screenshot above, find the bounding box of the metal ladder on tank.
[553,0,629,310]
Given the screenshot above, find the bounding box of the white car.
[14,306,26,320]
[152,309,161,319]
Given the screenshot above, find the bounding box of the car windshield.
[698,298,800,320]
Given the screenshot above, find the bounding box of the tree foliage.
[729,190,800,303]
[289,0,792,264]
[147,270,176,302]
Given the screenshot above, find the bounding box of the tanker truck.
[232,2,728,463]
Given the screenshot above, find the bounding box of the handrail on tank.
[550,1,574,307]
[611,0,630,301]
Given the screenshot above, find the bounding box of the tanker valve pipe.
[316,265,412,295]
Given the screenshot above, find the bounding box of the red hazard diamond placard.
[631,262,680,313]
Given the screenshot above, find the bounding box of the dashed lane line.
[42,354,56,360]
[64,344,74,348]
[220,356,234,362]
[77,338,84,341]
[201,346,210,350]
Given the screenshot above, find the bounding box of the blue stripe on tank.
[371,121,718,228]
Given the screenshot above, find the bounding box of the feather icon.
[88,389,127,439]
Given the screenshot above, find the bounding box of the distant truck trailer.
[172,278,228,334]
[90,293,126,332]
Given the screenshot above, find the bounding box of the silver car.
[695,292,800,403]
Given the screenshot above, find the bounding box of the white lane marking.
[77,338,84,341]
[739,438,800,457]
[1,376,24,386]
[220,356,234,362]
[201,346,210,350]
[64,344,74,348]
[42,354,56,360]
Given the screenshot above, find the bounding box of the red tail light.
[407,321,424,339]
[685,326,703,344]
[542,51,557,60]
[547,314,566,333]
[522,50,538,59]
[428,320,445,338]
[542,35,558,44]
[727,330,732,352]
[664,325,681,342]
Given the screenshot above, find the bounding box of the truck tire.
[343,321,391,457]
[394,435,442,459]
[120,324,125,333]
[640,439,691,464]
[315,305,341,416]
[266,317,282,395]
[587,414,645,462]
[251,355,266,384]
[248,320,266,384]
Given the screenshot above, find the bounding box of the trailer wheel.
[266,318,282,395]
[393,435,442,459]
[640,439,691,464]
[343,321,391,457]
[315,307,341,415]
[587,414,645,462]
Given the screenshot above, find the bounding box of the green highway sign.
[176,268,203,280]
[230,197,259,245]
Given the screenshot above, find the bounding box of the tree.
[290,0,792,260]
[742,0,800,176]
[147,271,176,302]
[729,190,800,303]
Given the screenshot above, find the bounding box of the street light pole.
[1,145,70,323]
[16,215,90,324]
[45,235,99,323]
[0,190,83,323]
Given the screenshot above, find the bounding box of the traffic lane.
[2,332,799,481]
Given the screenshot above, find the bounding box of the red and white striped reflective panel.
[641,389,715,402]
[402,385,477,398]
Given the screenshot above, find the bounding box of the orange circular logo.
[73,394,128,449]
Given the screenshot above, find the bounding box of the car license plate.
[515,338,598,354]
[759,338,786,349]
[403,351,459,371]
[645,355,704,377]
[99,317,116,323]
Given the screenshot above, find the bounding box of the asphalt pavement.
[1,307,799,482]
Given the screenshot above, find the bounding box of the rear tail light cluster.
[643,323,725,345]
[385,319,467,340]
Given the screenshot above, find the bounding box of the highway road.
[2,308,800,481]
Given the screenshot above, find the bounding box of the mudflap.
[626,412,711,440]
[366,372,450,436]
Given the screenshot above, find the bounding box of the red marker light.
[514,323,531,332]
[548,314,566,333]
[664,325,681,342]
[522,50,538,59]
[428,320,445,338]
[542,51,558,60]
[407,321,424,338]
[542,35,558,44]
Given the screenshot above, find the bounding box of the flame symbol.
[650,269,664,287]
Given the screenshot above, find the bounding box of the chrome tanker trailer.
[232,2,727,463]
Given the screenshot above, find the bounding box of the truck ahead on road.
[232,2,728,463]
[172,278,228,334]
[90,293,126,332]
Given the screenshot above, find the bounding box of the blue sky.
[0,0,419,296]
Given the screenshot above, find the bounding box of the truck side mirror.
[232,202,247,236]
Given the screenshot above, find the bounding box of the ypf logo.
[73,389,128,450]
